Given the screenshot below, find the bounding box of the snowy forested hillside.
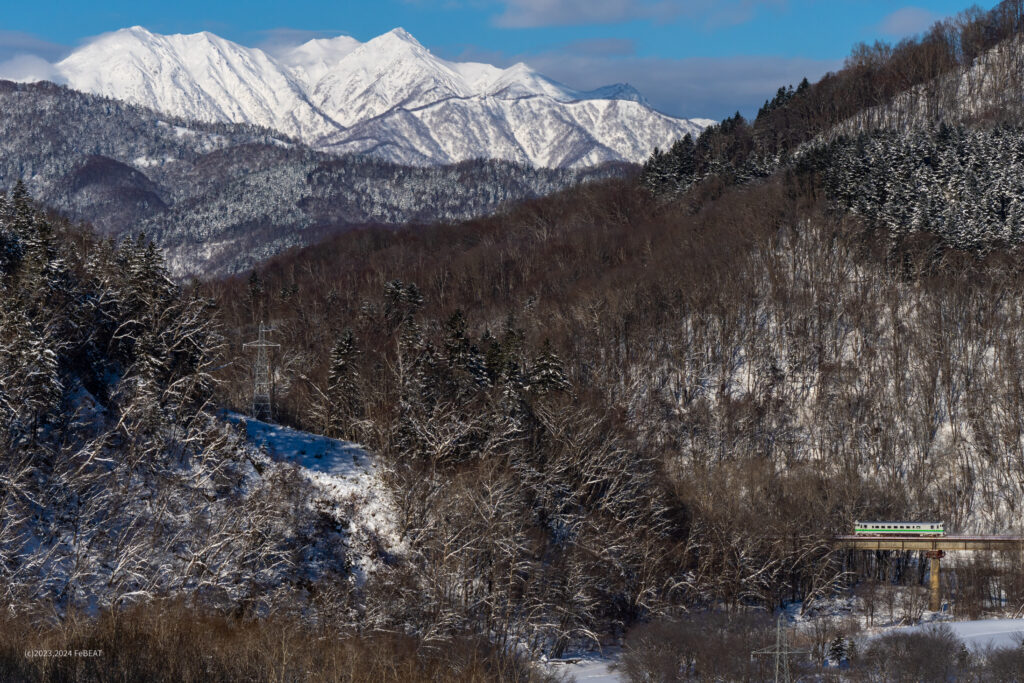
[0,80,621,277]
[0,187,419,622]
[808,125,1024,251]
[0,187,348,610]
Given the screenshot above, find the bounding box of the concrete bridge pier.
[926,550,945,612]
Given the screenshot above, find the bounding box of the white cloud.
[0,30,69,83]
[537,53,837,119]
[877,7,938,37]
[563,38,637,56]
[495,0,676,27]
[492,0,785,28]
[252,27,351,56]
[0,31,68,61]
[446,43,837,119]
[0,54,64,84]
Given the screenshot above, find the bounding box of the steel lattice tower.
[243,322,279,421]
[752,616,808,683]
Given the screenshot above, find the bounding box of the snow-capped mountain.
[323,96,702,168]
[43,26,711,168]
[57,27,341,142]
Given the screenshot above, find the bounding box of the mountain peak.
[384,27,419,45]
[85,25,156,48]
[363,27,425,51]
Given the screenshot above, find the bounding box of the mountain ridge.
[31,26,710,168]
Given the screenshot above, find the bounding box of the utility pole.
[752,616,809,683]
[243,322,279,421]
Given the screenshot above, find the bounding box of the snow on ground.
[544,650,623,682]
[541,617,1024,680]
[893,618,1024,650]
[231,413,369,477]
[551,658,622,682]
[224,413,403,579]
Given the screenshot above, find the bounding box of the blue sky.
[0,1,999,119]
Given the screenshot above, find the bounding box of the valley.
[8,1,1024,681]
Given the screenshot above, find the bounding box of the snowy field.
[892,618,1024,650]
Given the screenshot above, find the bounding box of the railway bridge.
[834,535,1024,612]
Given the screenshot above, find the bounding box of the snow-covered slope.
[40,26,710,168]
[323,95,706,168]
[57,27,340,142]
[306,29,476,127]
[227,414,402,581]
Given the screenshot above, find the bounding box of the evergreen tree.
[827,635,848,665]
[530,339,571,395]
[0,193,24,276]
[443,309,489,390]
[314,330,362,439]
[10,180,34,241]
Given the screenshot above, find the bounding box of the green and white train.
[853,521,945,536]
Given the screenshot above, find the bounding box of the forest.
[10,0,1024,681]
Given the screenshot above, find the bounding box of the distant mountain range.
[34,26,712,168]
[0,80,622,277]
